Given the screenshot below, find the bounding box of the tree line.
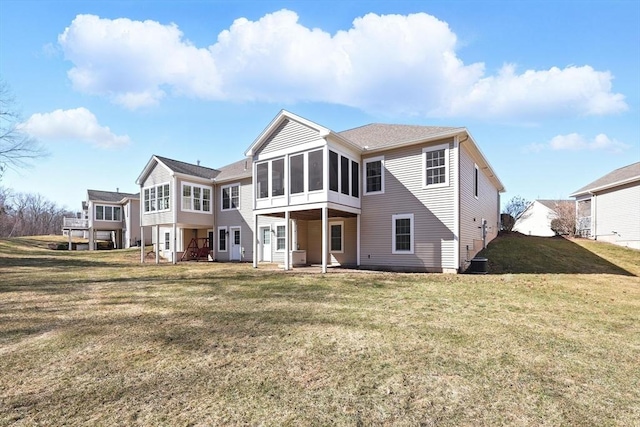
[0,187,73,237]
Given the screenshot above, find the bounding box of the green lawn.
[0,234,638,426]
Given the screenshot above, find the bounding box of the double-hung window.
[392,214,414,254]
[218,227,227,252]
[329,221,344,253]
[143,184,170,213]
[182,183,212,213]
[423,144,449,188]
[364,156,384,194]
[276,225,286,251]
[222,184,240,210]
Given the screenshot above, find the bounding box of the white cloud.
[20,108,130,148]
[525,133,630,154]
[57,11,628,119]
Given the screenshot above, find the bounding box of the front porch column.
[253,214,258,268]
[172,223,177,265]
[284,210,290,270]
[321,207,328,274]
[68,229,72,251]
[357,214,361,267]
[155,225,160,264]
[140,226,145,263]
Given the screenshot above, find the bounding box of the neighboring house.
[62,189,148,249]
[135,110,505,272]
[513,200,575,237]
[135,155,254,263]
[570,162,640,249]
[246,110,505,273]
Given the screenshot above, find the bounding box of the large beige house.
[136,110,505,272]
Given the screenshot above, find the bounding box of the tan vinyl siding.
[176,177,214,227]
[360,139,457,271]
[257,119,321,156]
[594,182,640,248]
[459,143,500,270]
[141,163,173,226]
[215,178,254,261]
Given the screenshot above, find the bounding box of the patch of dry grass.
[0,236,639,425]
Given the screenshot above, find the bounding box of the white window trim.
[363,156,385,195]
[422,143,450,189]
[329,220,344,253]
[474,163,479,199]
[255,161,270,200]
[217,226,228,252]
[164,232,170,251]
[220,183,241,211]
[94,204,122,222]
[392,213,414,255]
[142,182,171,214]
[181,182,213,213]
[275,223,286,253]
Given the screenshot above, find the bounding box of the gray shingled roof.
[87,189,138,203]
[338,123,461,150]
[214,158,252,182]
[571,162,640,196]
[155,155,220,180]
[537,200,574,210]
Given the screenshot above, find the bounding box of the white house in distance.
[136,110,505,273]
[513,200,575,237]
[570,162,640,249]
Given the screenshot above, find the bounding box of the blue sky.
[1,0,638,211]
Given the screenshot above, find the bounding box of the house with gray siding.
[62,189,148,250]
[246,110,505,273]
[135,155,259,263]
[570,162,640,249]
[135,110,504,272]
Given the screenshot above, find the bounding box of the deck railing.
[63,218,89,229]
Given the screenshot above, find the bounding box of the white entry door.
[230,227,241,261]
[260,226,271,262]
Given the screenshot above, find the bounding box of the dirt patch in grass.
[1,236,639,425]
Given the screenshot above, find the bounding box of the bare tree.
[0,189,71,237]
[550,201,577,236]
[501,196,529,232]
[0,79,44,179]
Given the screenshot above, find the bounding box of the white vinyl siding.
[257,119,321,155]
[592,182,640,248]
[360,140,457,271]
[459,143,500,269]
[216,178,259,261]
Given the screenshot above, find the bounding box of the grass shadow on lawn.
[478,232,637,276]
